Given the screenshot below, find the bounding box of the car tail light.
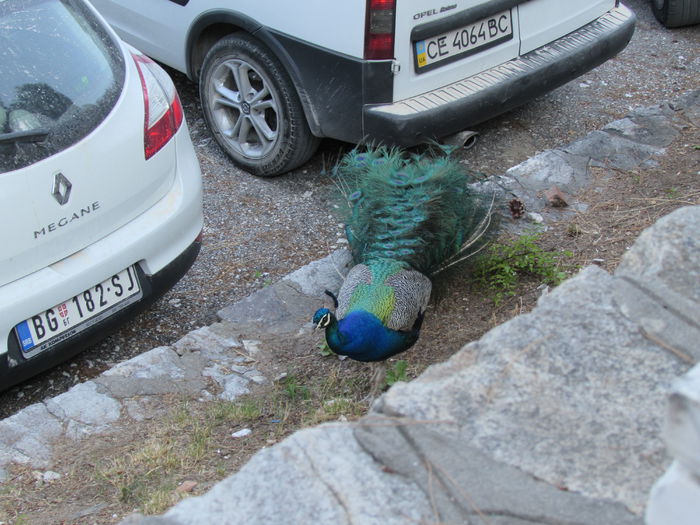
[365,0,396,60]
[132,53,184,160]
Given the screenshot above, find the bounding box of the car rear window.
[0,0,125,173]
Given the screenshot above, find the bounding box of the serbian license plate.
[14,266,142,357]
[415,9,513,72]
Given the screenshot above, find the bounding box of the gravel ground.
[1,0,698,418]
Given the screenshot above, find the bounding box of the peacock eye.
[320,313,331,328]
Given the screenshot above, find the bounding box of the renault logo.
[52,172,72,205]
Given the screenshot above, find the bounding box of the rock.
[241,340,263,358]
[646,462,700,525]
[96,346,207,397]
[544,185,569,207]
[644,362,700,525]
[163,425,432,525]
[526,211,544,223]
[176,481,198,493]
[355,414,640,524]
[373,265,686,516]
[563,130,662,171]
[35,470,62,483]
[506,149,591,194]
[0,403,63,468]
[603,106,679,148]
[44,382,121,439]
[663,364,700,477]
[284,249,352,297]
[172,323,242,361]
[218,250,352,337]
[614,206,700,363]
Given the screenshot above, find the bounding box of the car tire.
[199,33,320,177]
[651,0,700,27]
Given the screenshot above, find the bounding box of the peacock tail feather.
[333,146,494,276]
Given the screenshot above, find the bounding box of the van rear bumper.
[364,5,636,146]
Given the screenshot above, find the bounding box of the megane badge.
[52,172,72,205]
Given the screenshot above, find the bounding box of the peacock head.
[312,307,334,329]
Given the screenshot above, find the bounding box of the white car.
[91,0,636,176]
[0,0,204,389]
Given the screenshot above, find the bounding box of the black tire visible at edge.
[652,0,700,28]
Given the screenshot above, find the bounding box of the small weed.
[385,360,409,387]
[282,375,311,401]
[473,232,573,304]
[206,399,261,423]
[142,486,178,515]
[188,422,212,461]
[307,397,364,425]
[238,399,263,420]
[321,398,362,417]
[566,223,583,237]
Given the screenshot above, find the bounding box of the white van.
[91,0,636,176]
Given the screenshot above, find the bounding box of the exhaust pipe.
[441,130,479,150]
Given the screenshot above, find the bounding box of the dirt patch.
[2,116,698,525]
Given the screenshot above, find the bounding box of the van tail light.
[132,53,184,160]
[365,0,396,60]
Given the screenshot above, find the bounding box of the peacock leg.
[367,361,388,401]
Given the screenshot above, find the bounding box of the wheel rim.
[209,58,279,160]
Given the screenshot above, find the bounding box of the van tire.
[199,33,319,176]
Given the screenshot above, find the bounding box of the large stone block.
[373,266,688,515]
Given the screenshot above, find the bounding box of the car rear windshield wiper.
[0,128,50,145]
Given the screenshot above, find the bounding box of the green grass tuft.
[473,232,573,304]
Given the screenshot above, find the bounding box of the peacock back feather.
[336,260,431,332]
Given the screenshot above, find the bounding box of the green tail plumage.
[333,146,494,275]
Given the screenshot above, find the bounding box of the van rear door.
[393,0,521,101]
[392,0,617,102]
[517,0,615,54]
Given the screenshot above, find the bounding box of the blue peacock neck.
[325,309,418,362]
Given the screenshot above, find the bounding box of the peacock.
[312,146,495,395]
